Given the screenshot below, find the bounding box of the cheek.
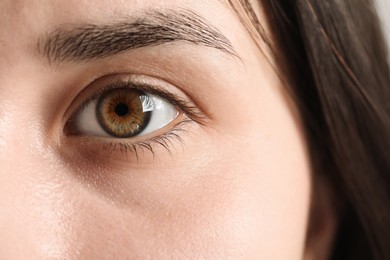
[196,131,311,259]
[53,122,310,260]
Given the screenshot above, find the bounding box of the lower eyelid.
[61,117,193,165]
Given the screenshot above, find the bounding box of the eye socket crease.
[37,8,240,64]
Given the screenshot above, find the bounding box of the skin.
[0,0,331,259]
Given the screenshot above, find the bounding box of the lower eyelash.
[101,119,192,161]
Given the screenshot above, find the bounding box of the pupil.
[114,103,129,116]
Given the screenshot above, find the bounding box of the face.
[0,0,312,258]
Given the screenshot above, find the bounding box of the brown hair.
[230,0,390,259]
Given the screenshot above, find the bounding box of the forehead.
[0,0,231,31]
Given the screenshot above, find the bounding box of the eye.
[70,87,178,138]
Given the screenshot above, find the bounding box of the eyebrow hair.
[38,9,238,63]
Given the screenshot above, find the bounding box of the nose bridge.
[0,72,72,259]
[0,97,38,257]
[0,69,43,156]
[0,3,84,258]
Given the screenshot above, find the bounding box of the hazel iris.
[96,88,151,138]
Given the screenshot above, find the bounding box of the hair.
[229,0,390,259]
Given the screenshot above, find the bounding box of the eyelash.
[101,119,192,160]
[66,79,203,159]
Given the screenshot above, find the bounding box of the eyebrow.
[38,9,238,63]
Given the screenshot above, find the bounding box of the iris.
[96,88,151,138]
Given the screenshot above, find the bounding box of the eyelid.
[63,74,206,138]
[62,117,193,165]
